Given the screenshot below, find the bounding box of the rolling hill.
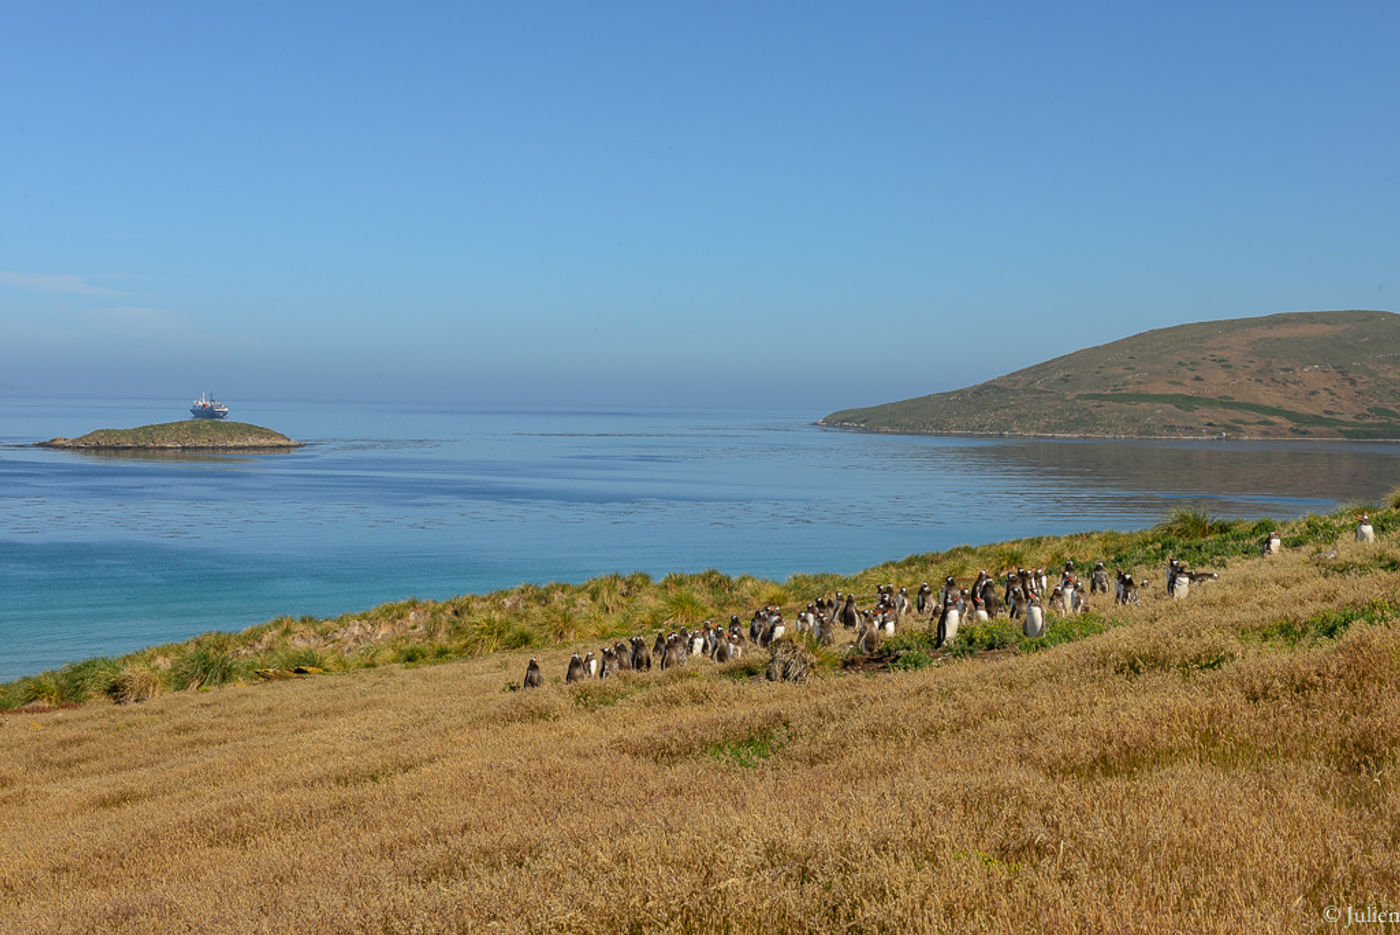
[820,309,1400,439]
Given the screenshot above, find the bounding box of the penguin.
[566,653,585,683]
[631,635,651,671]
[1023,592,1045,638]
[767,614,786,646]
[839,593,859,629]
[1116,573,1141,606]
[750,609,766,643]
[856,615,879,654]
[1263,530,1282,556]
[713,635,732,663]
[978,577,1002,618]
[1167,561,1190,600]
[895,586,911,620]
[600,647,618,677]
[691,627,707,658]
[583,650,599,678]
[1090,561,1109,595]
[1358,514,1377,542]
[523,658,543,689]
[936,596,961,648]
[1005,586,1022,620]
[619,641,637,670]
[653,630,667,661]
[916,582,932,614]
[937,576,958,609]
[729,631,745,658]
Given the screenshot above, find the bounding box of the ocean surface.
[3,397,1398,681]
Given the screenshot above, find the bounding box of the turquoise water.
[3,397,1398,680]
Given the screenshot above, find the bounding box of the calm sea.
[3,397,1397,681]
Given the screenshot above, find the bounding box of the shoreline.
[813,420,1400,442]
[5,496,1391,701]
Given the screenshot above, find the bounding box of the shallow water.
[2,397,1397,680]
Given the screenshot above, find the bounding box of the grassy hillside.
[3,499,1399,931]
[822,309,1400,438]
[38,420,300,449]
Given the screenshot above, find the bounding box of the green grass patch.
[1247,600,1400,646]
[706,731,777,768]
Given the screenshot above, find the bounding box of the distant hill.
[38,420,301,450]
[820,309,1400,439]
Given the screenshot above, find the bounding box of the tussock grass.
[4,500,1400,930]
[6,497,1394,709]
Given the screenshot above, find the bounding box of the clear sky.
[2,1,1395,411]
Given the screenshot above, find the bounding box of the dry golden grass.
[3,536,1399,933]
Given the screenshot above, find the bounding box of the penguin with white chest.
[1263,530,1282,556]
[937,595,961,648]
[1358,514,1377,542]
[1023,592,1046,638]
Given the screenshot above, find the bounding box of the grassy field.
[3,501,1399,932]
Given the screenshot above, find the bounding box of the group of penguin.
[522,561,1138,688]
[520,514,1383,688]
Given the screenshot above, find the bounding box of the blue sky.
[2,1,1395,411]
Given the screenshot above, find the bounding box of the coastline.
[813,420,1400,442]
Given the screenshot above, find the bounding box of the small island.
[37,420,302,450]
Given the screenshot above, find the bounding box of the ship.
[190,392,230,419]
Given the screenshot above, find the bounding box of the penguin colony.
[517,535,1332,686]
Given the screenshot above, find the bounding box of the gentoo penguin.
[653,630,667,661]
[522,658,543,688]
[879,610,896,637]
[1263,530,1282,556]
[1116,572,1141,606]
[855,615,879,654]
[895,586,911,619]
[1023,592,1045,638]
[937,576,958,609]
[839,592,859,629]
[713,635,732,663]
[599,646,617,677]
[973,595,990,622]
[566,653,585,683]
[1358,514,1377,542]
[691,627,707,658]
[583,650,599,678]
[916,582,931,614]
[766,614,786,646]
[1090,561,1109,594]
[937,596,961,648]
[1167,561,1190,599]
[613,641,633,671]
[631,635,651,671]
